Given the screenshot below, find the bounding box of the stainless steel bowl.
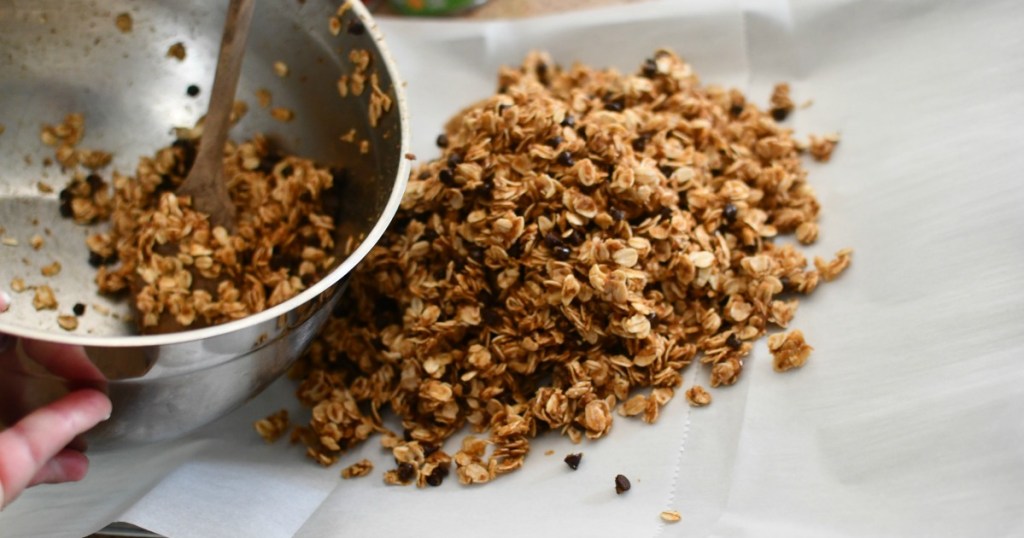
[0,0,409,445]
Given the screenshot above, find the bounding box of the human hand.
[0,334,112,510]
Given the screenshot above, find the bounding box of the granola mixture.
[51,113,347,332]
[275,51,850,487]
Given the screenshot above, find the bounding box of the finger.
[27,448,90,487]
[0,389,111,507]
[20,339,106,383]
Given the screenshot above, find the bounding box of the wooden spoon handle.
[178,0,256,230]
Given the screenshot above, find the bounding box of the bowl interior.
[0,0,407,341]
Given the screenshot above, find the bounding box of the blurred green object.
[387,0,489,16]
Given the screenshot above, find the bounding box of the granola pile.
[269,50,850,486]
[52,112,345,332]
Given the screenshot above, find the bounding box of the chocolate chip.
[729,104,744,117]
[659,165,675,177]
[564,453,582,470]
[678,195,689,210]
[86,174,104,192]
[641,58,657,78]
[726,333,741,349]
[59,188,73,202]
[711,167,723,177]
[280,165,294,178]
[72,303,86,316]
[482,308,502,327]
[439,169,454,186]
[436,133,449,148]
[422,228,438,242]
[659,206,673,220]
[605,98,625,112]
[535,62,549,85]
[553,245,571,261]
[771,107,789,122]
[87,251,105,267]
[507,241,523,259]
[447,152,463,169]
[565,228,584,246]
[186,84,200,97]
[722,203,738,224]
[631,135,647,153]
[560,115,576,127]
[779,275,791,290]
[59,202,73,218]
[546,135,563,148]
[468,244,485,262]
[614,474,631,494]
[556,151,574,167]
[397,462,416,483]
[425,465,446,487]
[543,232,564,249]
[347,19,366,35]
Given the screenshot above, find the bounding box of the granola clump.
[286,50,850,485]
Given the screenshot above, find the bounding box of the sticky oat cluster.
[260,50,850,487]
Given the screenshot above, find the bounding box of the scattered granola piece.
[358,140,369,154]
[615,474,631,495]
[254,409,290,443]
[685,385,712,407]
[37,181,54,194]
[2,237,18,247]
[808,133,840,162]
[660,510,682,523]
[544,449,554,456]
[815,248,853,281]
[255,88,272,108]
[0,124,5,136]
[341,459,374,479]
[40,261,62,277]
[270,107,295,122]
[33,285,57,310]
[770,82,794,121]
[10,277,26,293]
[564,453,582,470]
[167,41,186,61]
[273,61,289,78]
[114,12,133,33]
[768,330,813,372]
[328,16,342,36]
[57,314,78,331]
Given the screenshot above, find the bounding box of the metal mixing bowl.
[0,0,409,445]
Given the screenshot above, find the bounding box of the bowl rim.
[0,0,411,347]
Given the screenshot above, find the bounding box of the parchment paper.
[3,0,1023,536]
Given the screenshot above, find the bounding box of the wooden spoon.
[136,0,254,334]
[176,0,256,233]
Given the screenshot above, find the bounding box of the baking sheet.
[3,0,1024,536]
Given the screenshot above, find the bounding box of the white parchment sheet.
[2,0,1022,536]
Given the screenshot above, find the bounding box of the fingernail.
[0,290,11,313]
